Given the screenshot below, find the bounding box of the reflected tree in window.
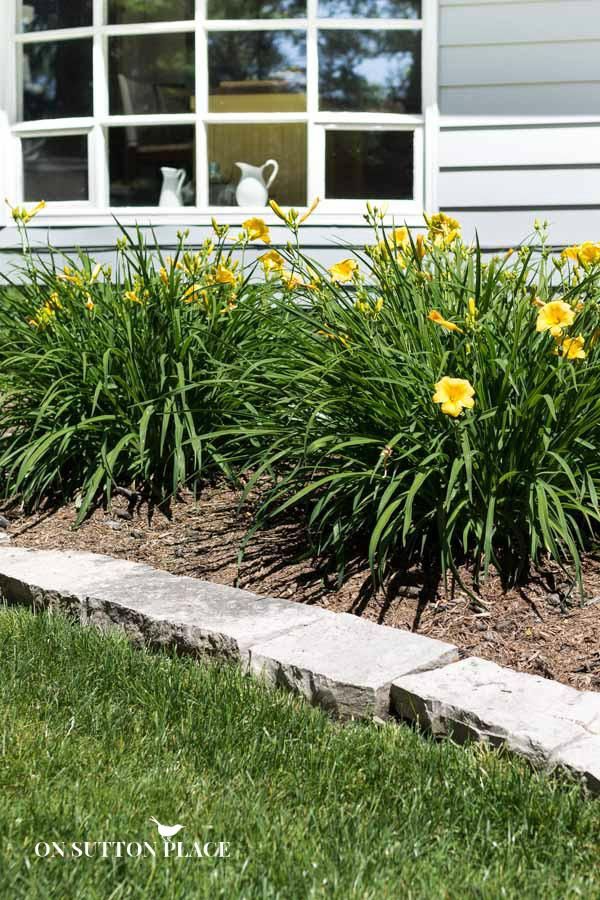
[21,0,93,32]
[319,31,421,114]
[208,31,306,112]
[23,40,93,120]
[108,0,194,24]
[208,0,305,18]
[318,0,420,16]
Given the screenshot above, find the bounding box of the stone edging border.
[0,546,598,793]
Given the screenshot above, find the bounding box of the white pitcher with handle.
[235,159,279,207]
[159,167,186,207]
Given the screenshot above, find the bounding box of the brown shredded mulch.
[3,484,600,692]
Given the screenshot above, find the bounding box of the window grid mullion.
[92,0,109,208]
[306,0,320,203]
[196,0,209,207]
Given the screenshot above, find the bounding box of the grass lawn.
[1,608,599,899]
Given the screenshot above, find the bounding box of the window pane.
[107,0,194,24]
[326,130,413,200]
[21,0,93,32]
[318,0,420,16]
[209,33,306,113]
[207,124,306,207]
[23,134,88,201]
[208,0,305,17]
[319,31,421,114]
[109,126,195,206]
[109,34,195,115]
[23,40,93,121]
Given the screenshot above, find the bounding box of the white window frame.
[0,0,439,227]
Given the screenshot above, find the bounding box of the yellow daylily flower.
[377,227,410,254]
[298,196,320,224]
[85,295,95,311]
[578,242,600,266]
[89,263,102,284]
[281,270,305,290]
[219,296,237,315]
[242,217,271,244]
[181,283,205,303]
[391,226,409,246]
[329,259,358,283]
[259,250,285,273]
[5,198,46,223]
[426,212,461,246]
[124,290,142,304]
[159,267,169,285]
[317,329,350,348]
[562,245,580,263]
[268,199,287,221]
[560,334,586,360]
[214,264,236,285]
[59,266,84,287]
[415,234,427,260]
[428,310,463,333]
[433,376,475,418]
[536,300,575,337]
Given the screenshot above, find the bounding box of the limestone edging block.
[0,546,330,663]
[249,613,459,719]
[392,657,600,791]
[3,545,600,792]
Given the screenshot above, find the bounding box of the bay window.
[3,0,437,222]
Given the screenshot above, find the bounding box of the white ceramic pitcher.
[159,167,186,207]
[235,159,279,207]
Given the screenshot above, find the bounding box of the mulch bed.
[3,483,600,692]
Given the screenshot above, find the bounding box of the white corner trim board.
[0,546,598,794]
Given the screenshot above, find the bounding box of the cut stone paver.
[249,613,459,720]
[0,547,330,663]
[392,657,600,791]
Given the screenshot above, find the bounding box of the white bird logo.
[149,816,185,840]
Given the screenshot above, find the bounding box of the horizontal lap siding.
[0,223,381,271]
[439,0,600,247]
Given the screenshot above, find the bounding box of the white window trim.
[1,0,439,229]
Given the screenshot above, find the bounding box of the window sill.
[15,207,427,230]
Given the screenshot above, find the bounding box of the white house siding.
[438,0,600,248]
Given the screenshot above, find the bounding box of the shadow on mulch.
[3,483,600,692]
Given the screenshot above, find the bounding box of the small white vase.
[159,167,186,207]
[235,159,279,207]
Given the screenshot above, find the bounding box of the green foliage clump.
[0,221,267,519]
[233,210,600,589]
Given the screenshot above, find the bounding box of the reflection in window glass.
[23,134,88,201]
[108,0,194,24]
[23,40,93,121]
[109,126,195,206]
[207,124,306,207]
[208,0,305,16]
[326,130,413,200]
[109,34,195,115]
[318,0,420,16]
[319,31,421,114]
[21,0,93,32]
[209,32,306,114]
